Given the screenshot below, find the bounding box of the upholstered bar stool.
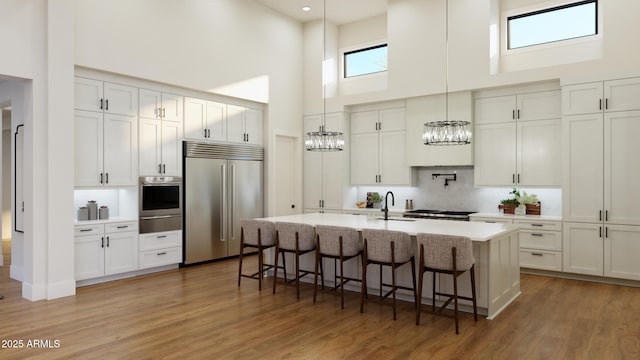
[360,229,417,321]
[313,225,363,309]
[238,219,276,291]
[415,233,477,334]
[273,222,317,299]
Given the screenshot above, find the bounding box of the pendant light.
[305,0,344,152]
[423,0,471,146]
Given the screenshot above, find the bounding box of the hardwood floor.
[1,239,639,359]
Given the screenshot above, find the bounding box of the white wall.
[74,0,305,217]
[2,120,10,239]
[307,0,640,110]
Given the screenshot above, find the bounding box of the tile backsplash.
[355,166,562,216]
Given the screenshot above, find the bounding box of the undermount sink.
[375,217,416,222]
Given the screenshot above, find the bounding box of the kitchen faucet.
[383,191,394,220]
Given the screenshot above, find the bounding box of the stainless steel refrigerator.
[183,142,264,264]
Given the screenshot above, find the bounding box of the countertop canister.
[86,200,98,220]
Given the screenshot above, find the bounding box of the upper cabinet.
[562,78,640,115]
[184,100,262,145]
[139,89,183,122]
[474,90,561,187]
[227,105,262,145]
[351,108,413,185]
[75,77,138,116]
[406,91,473,167]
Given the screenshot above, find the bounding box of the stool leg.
[416,246,425,325]
[410,257,417,310]
[391,242,396,321]
[379,264,383,299]
[295,236,301,300]
[471,265,478,322]
[238,236,244,287]
[313,239,320,303]
[273,242,279,294]
[453,247,459,334]
[360,240,368,314]
[339,237,344,309]
[258,246,263,291]
[432,271,437,312]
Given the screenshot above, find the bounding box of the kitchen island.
[257,213,520,319]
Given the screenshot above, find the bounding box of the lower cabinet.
[139,230,182,269]
[75,221,139,281]
[604,225,640,281]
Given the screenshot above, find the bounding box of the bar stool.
[273,222,317,299]
[360,229,417,320]
[238,219,276,291]
[415,233,477,334]
[313,225,363,309]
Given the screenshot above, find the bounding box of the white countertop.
[258,213,518,242]
[470,212,562,221]
[74,217,138,226]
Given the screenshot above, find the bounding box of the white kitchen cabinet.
[75,110,137,187]
[350,108,412,185]
[184,98,227,142]
[139,230,182,269]
[406,92,473,167]
[474,90,561,187]
[75,77,138,116]
[227,105,262,145]
[139,89,183,122]
[562,77,640,115]
[604,224,640,281]
[75,221,139,281]
[303,113,348,212]
[563,222,603,276]
[139,118,182,176]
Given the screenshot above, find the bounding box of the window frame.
[505,0,598,51]
[342,43,388,79]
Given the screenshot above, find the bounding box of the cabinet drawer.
[520,250,562,271]
[139,247,181,269]
[520,230,562,251]
[105,222,138,234]
[74,224,104,236]
[470,217,513,225]
[139,231,181,251]
[516,220,561,231]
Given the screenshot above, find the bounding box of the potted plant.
[498,188,540,215]
[520,191,541,215]
[367,192,383,208]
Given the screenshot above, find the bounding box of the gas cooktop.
[402,209,476,221]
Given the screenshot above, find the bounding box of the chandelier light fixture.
[305,0,344,152]
[423,0,471,146]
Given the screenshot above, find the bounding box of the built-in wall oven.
[139,176,182,233]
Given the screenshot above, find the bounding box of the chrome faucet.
[383,191,394,220]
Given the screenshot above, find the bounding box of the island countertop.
[257,213,518,242]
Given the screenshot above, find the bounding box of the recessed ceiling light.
[302,6,311,12]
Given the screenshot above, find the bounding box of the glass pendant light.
[423,0,471,146]
[305,0,344,152]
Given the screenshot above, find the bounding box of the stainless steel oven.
[139,176,182,233]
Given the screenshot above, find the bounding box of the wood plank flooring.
[1,239,639,359]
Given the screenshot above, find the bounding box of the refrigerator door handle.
[221,163,227,242]
[231,164,236,239]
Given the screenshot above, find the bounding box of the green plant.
[370,192,382,203]
[499,188,539,206]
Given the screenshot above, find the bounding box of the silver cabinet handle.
[162,108,166,118]
[230,164,236,239]
[221,163,227,242]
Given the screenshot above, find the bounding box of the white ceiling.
[254,0,388,25]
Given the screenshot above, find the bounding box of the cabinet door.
[379,131,410,185]
[161,120,182,176]
[474,95,515,125]
[516,90,561,122]
[562,82,603,115]
[244,108,263,145]
[322,151,344,209]
[139,89,162,119]
[74,110,104,187]
[517,118,561,186]
[227,104,246,143]
[303,151,323,209]
[604,111,640,225]
[604,224,640,280]
[351,111,378,134]
[184,97,207,140]
[207,101,227,141]
[474,123,516,186]
[379,108,405,132]
[103,114,138,186]
[161,93,183,122]
[563,222,603,276]
[562,114,603,222]
[138,118,162,176]
[604,78,640,112]
[103,82,138,116]
[74,77,103,112]
[351,132,379,184]
[104,232,139,275]
[75,234,105,280]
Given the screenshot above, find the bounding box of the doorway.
[274,133,300,216]
[1,106,10,294]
